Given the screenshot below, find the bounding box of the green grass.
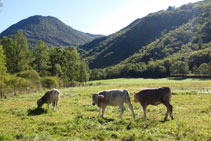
[0,78,211,140]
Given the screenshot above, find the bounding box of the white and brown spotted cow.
[92,89,135,119]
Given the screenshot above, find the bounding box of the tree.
[0,45,7,74]
[0,45,7,98]
[1,31,31,73]
[198,63,209,75]
[79,60,90,83]
[33,40,50,76]
[208,62,211,77]
[48,47,64,77]
[62,47,80,82]
[90,68,106,80]
[155,65,166,75]
[167,6,175,11]
[170,61,189,75]
[192,65,199,74]
[54,64,63,77]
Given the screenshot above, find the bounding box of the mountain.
[0,15,103,48]
[80,0,211,69]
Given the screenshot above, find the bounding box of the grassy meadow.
[0,78,211,140]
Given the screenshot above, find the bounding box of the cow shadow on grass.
[27,108,48,116]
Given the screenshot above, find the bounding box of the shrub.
[5,76,31,95]
[41,76,59,88]
[17,70,40,88]
[0,77,5,98]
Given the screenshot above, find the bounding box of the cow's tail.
[124,89,136,119]
[124,89,131,103]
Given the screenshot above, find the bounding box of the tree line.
[0,31,90,97]
[90,59,211,80]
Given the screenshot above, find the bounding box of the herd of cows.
[37,87,174,121]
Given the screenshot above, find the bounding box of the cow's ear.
[99,95,104,99]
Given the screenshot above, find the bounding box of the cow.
[92,89,135,119]
[37,88,60,112]
[134,87,174,121]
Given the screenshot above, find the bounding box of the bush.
[64,81,82,87]
[41,76,59,88]
[17,70,40,88]
[5,76,31,95]
[0,77,5,98]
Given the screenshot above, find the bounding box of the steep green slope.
[121,1,211,65]
[80,1,210,69]
[0,15,102,48]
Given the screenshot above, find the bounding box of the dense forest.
[0,31,90,97]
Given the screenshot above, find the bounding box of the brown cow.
[37,88,60,112]
[92,89,135,119]
[134,87,174,120]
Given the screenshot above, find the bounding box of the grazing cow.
[92,89,135,119]
[134,87,174,120]
[37,88,60,112]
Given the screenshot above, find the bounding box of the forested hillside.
[80,0,211,79]
[0,15,102,48]
[0,31,90,97]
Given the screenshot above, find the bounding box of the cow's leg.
[98,107,102,117]
[126,101,135,119]
[119,104,125,118]
[142,104,147,120]
[162,101,174,120]
[101,106,106,118]
[52,101,56,112]
[169,103,174,120]
[54,99,59,112]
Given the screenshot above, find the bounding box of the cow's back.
[44,89,60,104]
[138,87,171,105]
[99,89,128,106]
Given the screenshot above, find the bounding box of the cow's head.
[37,99,43,108]
[92,94,104,105]
[133,92,139,103]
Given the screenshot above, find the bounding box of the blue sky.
[0,0,201,35]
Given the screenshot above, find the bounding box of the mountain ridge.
[0,15,103,48]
